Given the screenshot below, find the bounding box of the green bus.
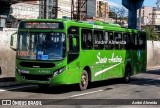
[10,18,147,90]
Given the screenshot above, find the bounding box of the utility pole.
[51,0,58,19]
[77,0,81,20]
[71,0,75,20]
[39,0,58,19]
[71,0,88,21]
[39,0,46,19]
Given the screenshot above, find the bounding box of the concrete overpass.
[0,0,145,29]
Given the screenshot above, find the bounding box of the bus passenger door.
[67,26,81,83]
[68,34,79,63]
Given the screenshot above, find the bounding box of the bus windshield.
[17,31,66,60]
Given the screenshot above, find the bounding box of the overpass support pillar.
[122,0,144,29]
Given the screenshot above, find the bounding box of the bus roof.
[22,18,145,33]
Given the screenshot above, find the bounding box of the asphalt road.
[0,69,160,108]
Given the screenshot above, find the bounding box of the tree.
[143,25,160,41]
[109,11,117,19]
[109,6,128,26]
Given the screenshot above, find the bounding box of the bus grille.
[22,74,52,81]
[19,62,55,68]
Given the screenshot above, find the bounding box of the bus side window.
[94,30,104,50]
[114,32,122,50]
[138,33,146,50]
[134,34,139,50]
[104,32,109,50]
[142,33,146,49]
[69,35,79,53]
[87,32,93,49]
[81,29,93,50]
[124,33,131,50]
[108,32,114,49]
[130,34,135,50]
[68,26,79,53]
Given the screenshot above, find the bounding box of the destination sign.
[20,22,64,29]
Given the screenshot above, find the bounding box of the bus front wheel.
[79,70,88,91]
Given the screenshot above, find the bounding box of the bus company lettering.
[95,40,108,44]
[96,52,107,64]
[108,53,122,63]
[94,40,126,45]
[108,40,126,45]
[96,52,122,64]
[93,25,104,29]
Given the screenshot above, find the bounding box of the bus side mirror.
[10,32,17,51]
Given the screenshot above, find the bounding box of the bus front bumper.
[15,71,69,86]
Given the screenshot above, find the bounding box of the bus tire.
[79,70,88,91]
[123,66,131,83]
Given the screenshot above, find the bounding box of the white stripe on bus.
[94,62,123,76]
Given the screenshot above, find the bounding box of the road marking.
[0,85,36,92]
[70,90,104,98]
[0,89,6,92]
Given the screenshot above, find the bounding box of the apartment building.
[73,0,109,21]
[137,6,153,25]
[39,0,71,19]
[152,8,160,25]
[137,0,160,26]
[87,0,108,18]
[58,0,71,18]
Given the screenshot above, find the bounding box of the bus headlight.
[16,67,29,75]
[53,67,65,77]
[16,67,21,75]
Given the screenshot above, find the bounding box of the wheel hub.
[81,75,87,86]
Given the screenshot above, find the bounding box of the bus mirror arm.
[10,46,18,51]
[10,32,18,51]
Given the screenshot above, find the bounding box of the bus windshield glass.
[17,32,66,60]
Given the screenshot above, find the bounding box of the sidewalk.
[147,65,160,71]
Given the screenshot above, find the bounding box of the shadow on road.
[144,69,160,75]
[4,78,125,94]
[5,69,160,94]
[5,79,122,94]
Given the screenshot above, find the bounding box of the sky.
[108,0,157,7]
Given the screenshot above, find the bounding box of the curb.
[147,66,160,71]
[0,77,15,82]
[0,82,21,88]
[0,77,20,87]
